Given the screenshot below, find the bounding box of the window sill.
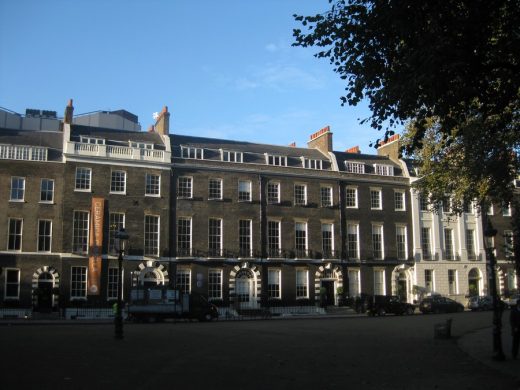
[39,201,55,205]
[9,199,25,203]
[109,192,126,195]
[145,194,161,198]
[74,189,92,193]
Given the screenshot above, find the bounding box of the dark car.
[367,295,415,316]
[467,296,507,311]
[467,296,493,311]
[420,296,464,314]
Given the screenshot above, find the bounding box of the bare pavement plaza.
[1,311,519,390]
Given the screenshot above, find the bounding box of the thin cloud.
[235,63,326,91]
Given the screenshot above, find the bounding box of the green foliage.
[401,116,519,213]
[293,0,519,141]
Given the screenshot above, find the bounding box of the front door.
[37,273,53,312]
[397,276,407,302]
[236,276,255,308]
[321,280,335,307]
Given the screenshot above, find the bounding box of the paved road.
[1,311,518,389]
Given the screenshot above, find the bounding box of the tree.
[293,0,520,204]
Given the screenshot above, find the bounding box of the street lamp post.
[115,228,129,340]
[484,220,505,361]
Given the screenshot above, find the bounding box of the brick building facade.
[0,101,517,317]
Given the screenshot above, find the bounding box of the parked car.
[468,296,508,311]
[504,294,520,309]
[420,296,464,314]
[367,295,415,316]
[467,296,493,311]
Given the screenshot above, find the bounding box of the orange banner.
[88,197,104,295]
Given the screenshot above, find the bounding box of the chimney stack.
[377,134,400,161]
[289,142,296,147]
[64,99,74,124]
[307,126,333,155]
[154,106,170,135]
[345,146,361,154]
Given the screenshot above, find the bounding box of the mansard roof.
[71,125,166,149]
[0,128,63,161]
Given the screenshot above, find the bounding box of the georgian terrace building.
[1,101,516,316]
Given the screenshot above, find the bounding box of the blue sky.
[0,0,388,153]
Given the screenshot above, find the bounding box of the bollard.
[434,318,453,339]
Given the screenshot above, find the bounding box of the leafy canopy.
[293,0,519,206]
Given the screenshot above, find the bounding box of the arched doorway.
[315,264,342,306]
[32,266,59,312]
[392,265,414,303]
[229,263,260,309]
[468,268,482,296]
[135,260,169,287]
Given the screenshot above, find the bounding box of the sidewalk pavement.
[457,326,520,381]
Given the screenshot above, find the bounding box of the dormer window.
[129,141,153,150]
[302,158,323,170]
[221,150,243,163]
[181,146,204,159]
[80,136,105,145]
[345,161,365,174]
[374,164,394,176]
[266,154,287,166]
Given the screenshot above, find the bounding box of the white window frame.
[504,230,514,258]
[348,269,360,297]
[221,150,243,163]
[419,194,430,212]
[424,269,435,293]
[373,269,386,295]
[320,186,333,207]
[239,219,252,257]
[40,178,54,203]
[238,180,252,202]
[177,176,193,199]
[208,178,223,200]
[81,136,105,145]
[268,268,281,299]
[10,176,25,201]
[345,186,358,208]
[145,173,161,197]
[396,224,407,260]
[176,268,191,293]
[267,181,280,204]
[502,203,512,217]
[466,229,476,259]
[181,146,204,159]
[372,224,384,260]
[208,218,223,256]
[303,158,323,170]
[208,269,223,300]
[370,188,382,210]
[394,190,405,211]
[72,211,89,254]
[107,267,119,301]
[295,221,308,257]
[74,167,92,192]
[347,223,360,260]
[37,219,52,252]
[345,161,365,174]
[421,227,432,260]
[177,217,192,256]
[295,269,309,299]
[321,223,334,257]
[110,170,127,194]
[444,228,455,260]
[7,218,23,251]
[448,269,458,295]
[4,268,20,299]
[294,184,307,206]
[130,141,153,149]
[266,154,287,166]
[267,220,281,257]
[70,266,87,300]
[374,164,394,176]
[144,215,160,257]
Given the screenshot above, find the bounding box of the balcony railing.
[0,144,48,161]
[65,141,170,163]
